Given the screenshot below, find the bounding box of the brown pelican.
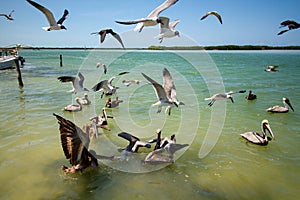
[57,72,89,93]
[148,129,162,150]
[0,10,14,20]
[200,11,223,24]
[89,108,113,132]
[205,90,246,107]
[92,72,129,98]
[53,113,114,173]
[115,0,178,32]
[142,68,184,115]
[122,79,142,87]
[105,97,123,108]
[240,120,275,145]
[267,97,294,113]
[157,17,180,43]
[63,97,82,112]
[26,0,68,31]
[265,65,279,72]
[245,90,257,100]
[96,63,107,74]
[117,132,151,153]
[91,29,125,48]
[78,93,91,105]
[278,20,300,35]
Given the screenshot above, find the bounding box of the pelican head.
[75,97,81,103]
[262,120,275,140]
[84,93,88,98]
[156,129,161,134]
[283,97,294,112]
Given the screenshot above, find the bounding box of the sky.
[1,0,300,48]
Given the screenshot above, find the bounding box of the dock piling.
[14,58,24,88]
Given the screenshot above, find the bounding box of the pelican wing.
[26,0,57,26]
[118,132,140,142]
[142,72,167,100]
[57,9,69,24]
[200,11,223,24]
[163,68,177,102]
[53,113,90,165]
[240,132,265,144]
[147,0,179,18]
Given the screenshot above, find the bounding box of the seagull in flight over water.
[205,90,246,107]
[142,68,184,115]
[0,10,15,20]
[115,0,179,32]
[200,11,223,24]
[157,16,180,43]
[26,0,69,31]
[91,29,125,49]
[278,20,300,35]
[57,72,89,93]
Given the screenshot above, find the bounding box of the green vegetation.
[148,45,300,50]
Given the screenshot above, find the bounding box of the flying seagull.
[0,10,14,20]
[278,20,300,35]
[142,68,184,115]
[205,90,246,107]
[157,16,180,43]
[57,72,89,93]
[200,11,223,24]
[26,0,69,31]
[115,0,179,32]
[96,63,107,74]
[53,113,114,174]
[91,29,125,48]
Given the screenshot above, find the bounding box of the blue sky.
[1,0,300,48]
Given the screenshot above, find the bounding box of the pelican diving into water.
[205,90,246,107]
[142,68,184,115]
[267,97,294,113]
[240,120,275,145]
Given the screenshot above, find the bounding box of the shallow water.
[0,50,299,199]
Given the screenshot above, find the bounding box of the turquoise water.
[0,50,299,199]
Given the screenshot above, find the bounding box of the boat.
[0,48,24,70]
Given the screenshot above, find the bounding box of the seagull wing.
[163,68,177,102]
[100,30,107,43]
[169,19,180,31]
[9,10,14,17]
[53,113,90,166]
[57,9,69,25]
[106,29,125,48]
[115,18,153,25]
[200,11,223,24]
[159,17,170,33]
[277,30,289,35]
[142,72,167,100]
[26,0,57,26]
[147,0,179,18]
[92,80,108,92]
[57,76,76,83]
[118,132,140,142]
[77,72,85,88]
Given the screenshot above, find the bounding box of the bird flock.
[1,0,297,174]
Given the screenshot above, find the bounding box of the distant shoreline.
[3,45,300,51]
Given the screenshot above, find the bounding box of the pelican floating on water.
[265,65,279,72]
[205,90,246,106]
[245,90,257,100]
[57,72,89,93]
[90,108,113,132]
[115,0,179,32]
[240,120,275,145]
[267,97,294,113]
[142,68,184,115]
[63,97,82,112]
[53,113,114,173]
[78,93,91,105]
[105,97,123,108]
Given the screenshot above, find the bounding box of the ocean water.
[0,49,299,199]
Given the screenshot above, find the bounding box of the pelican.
[92,72,129,98]
[57,72,89,93]
[122,79,142,87]
[26,0,69,31]
[96,63,107,74]
[205,90,246,107]
[105,97,123,108]
[117,132,151,153]
[148,129,163,150]
[115,0,178,32]
[240,120,275,145]
[265,65,279,72]
[157,17,180,43]
[63,97,82,112]
[142,68,184,115]
[278,20,300,35]
[78,93,91,105]
[91,29,125,48]
[267,97,294,113]
[90,108,113,132]
[245,90,257,100]
[0,10,14,20]
[200,11,223,24]
[53,113,114,173]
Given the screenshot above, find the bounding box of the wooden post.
[14,58,24,88]
[59,54,63,67]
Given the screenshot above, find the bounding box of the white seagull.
[26,0,69,31]
[0,10,15,20]
[57,72,89,93]
[157,16,180,43]
[122,79,142,87]
[115,0,179,32]
[200,11,223,24]
[142,68,184,115]
[205,90,246,107]
[96,63,107,74]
